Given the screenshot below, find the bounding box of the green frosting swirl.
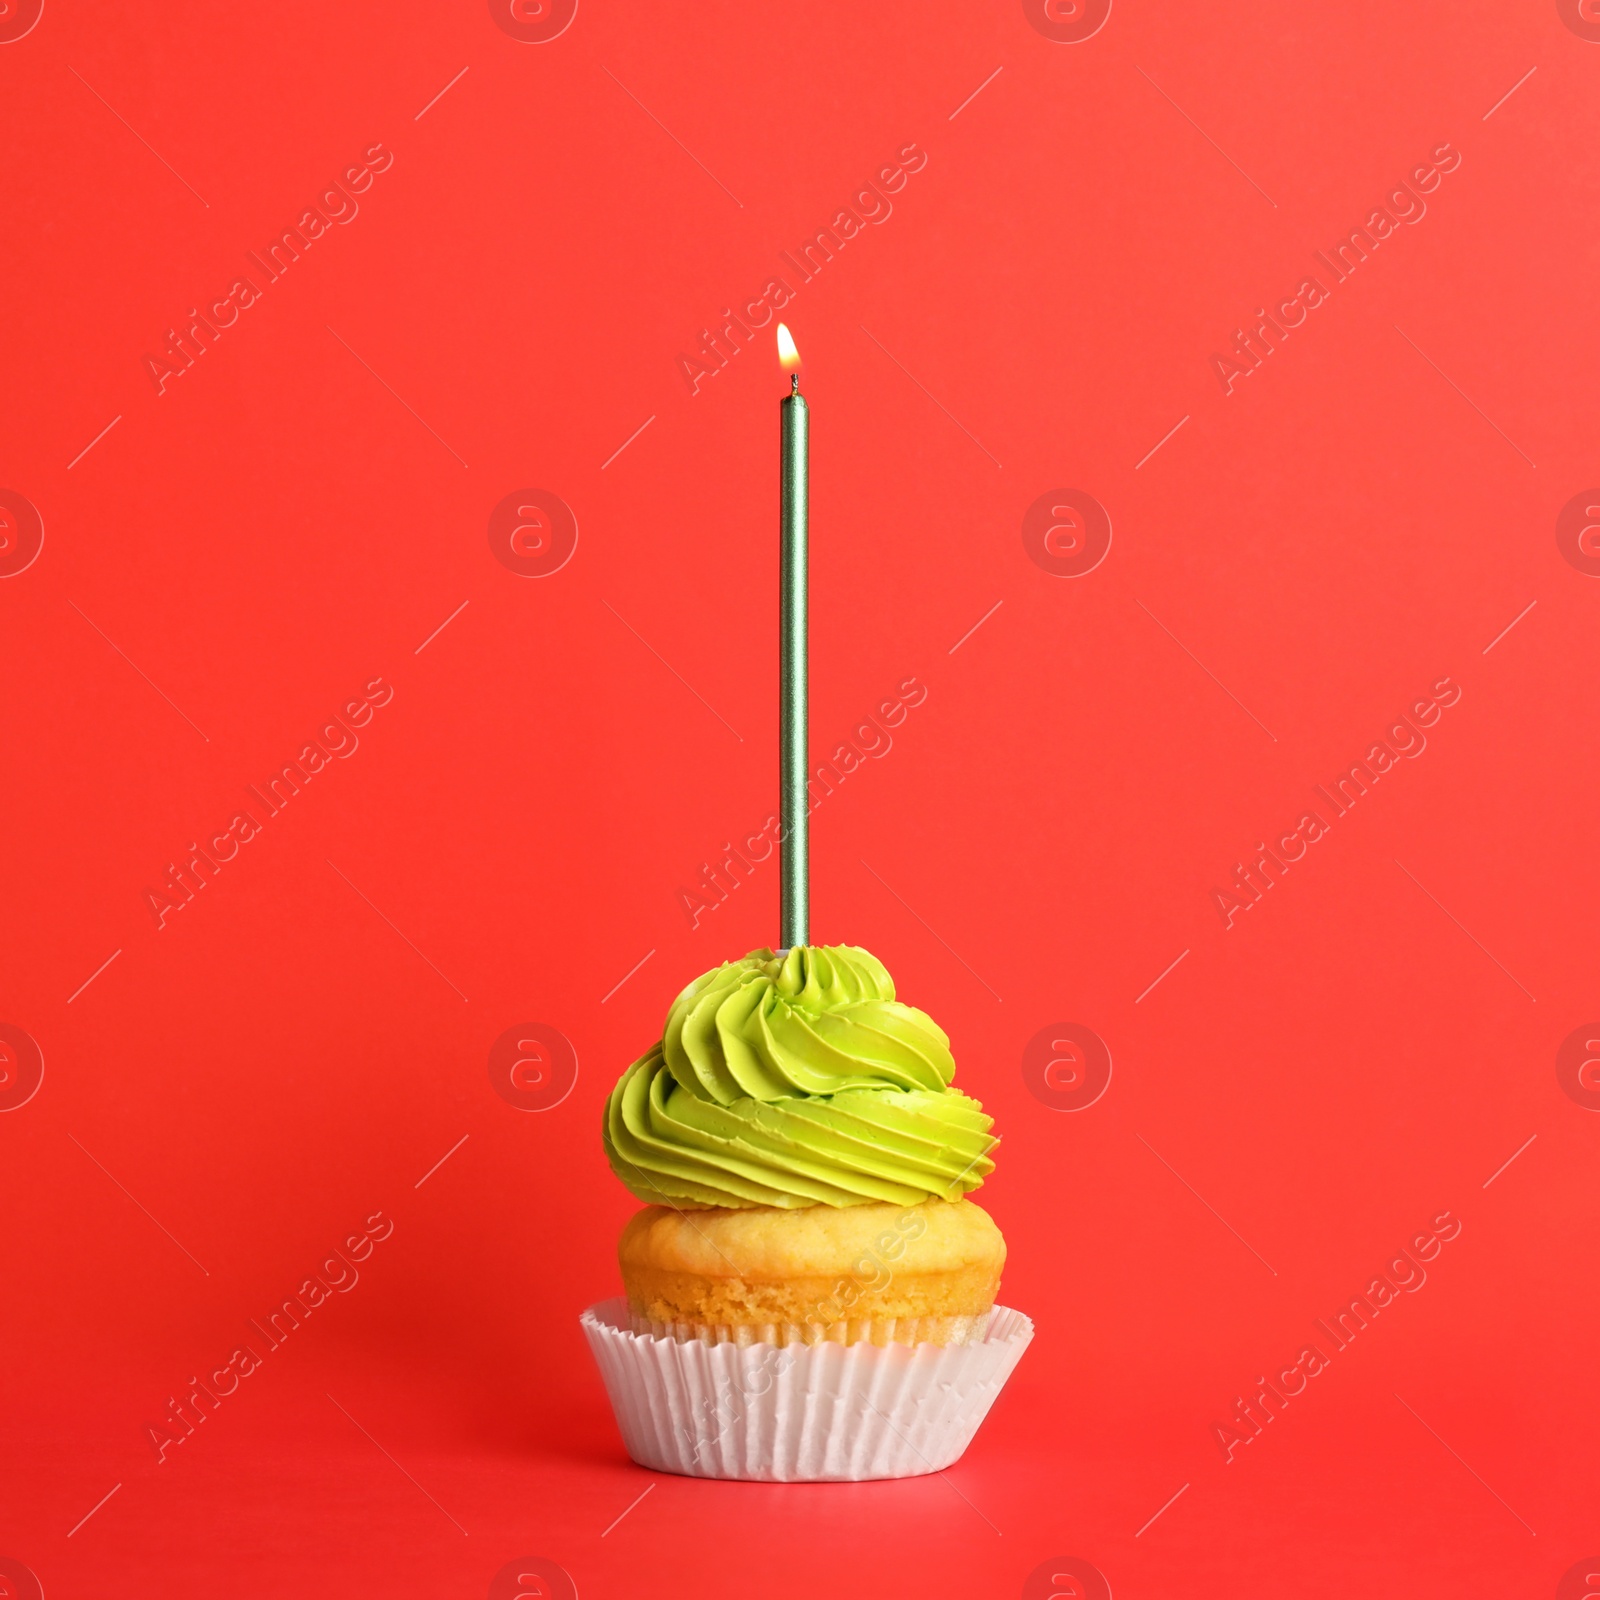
[603,945,998,1209]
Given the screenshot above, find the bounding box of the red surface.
[3,2,1598,1595]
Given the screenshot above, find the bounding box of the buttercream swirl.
[604,945,997,1208]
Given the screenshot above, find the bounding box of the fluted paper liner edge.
[581,1297,1032,1482]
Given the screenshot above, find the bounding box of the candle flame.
[776,323,801,372]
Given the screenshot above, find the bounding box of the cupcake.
[583,944,1032,1480]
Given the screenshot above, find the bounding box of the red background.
[3,1,1598,1595]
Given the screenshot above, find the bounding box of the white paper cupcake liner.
[629,1310,993,1347]
[581,1297,1033,1481]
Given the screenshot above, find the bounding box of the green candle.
[777,324,808,950]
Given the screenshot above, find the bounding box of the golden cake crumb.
[619,1198,1004,1339]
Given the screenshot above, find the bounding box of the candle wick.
[790,374,799,394]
